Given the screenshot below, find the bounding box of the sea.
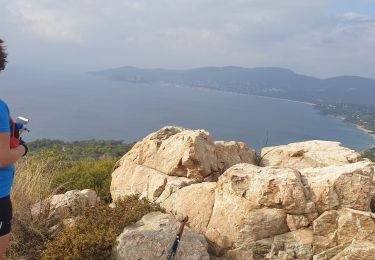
[1,68,374,151]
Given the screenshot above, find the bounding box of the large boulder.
[113,212,209,260]
[260,140,362,169]
[161,182,216,234]
[205,164,311,250]
[32,189,99,222]
[312,208,375,257]
[300,161,374,213]
[113,126,256,181]
[110,160,196,202]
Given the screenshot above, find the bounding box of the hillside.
[93,66,375,106]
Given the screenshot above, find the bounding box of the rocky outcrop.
[115,126,256,181]
[111,127,375,259]
[161,182,216,234]
[260,140,362,169]
[300,161,374,213]
[205,164,311,250]
[113,212,209,260]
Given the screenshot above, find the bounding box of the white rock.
[114,212,209,260]
[261,140,362,169]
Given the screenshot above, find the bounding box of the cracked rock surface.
[111,126,375,259]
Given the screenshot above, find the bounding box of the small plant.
[41,196,161,260]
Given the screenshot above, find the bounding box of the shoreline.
[161,83,316,106]
[355,125,375,148]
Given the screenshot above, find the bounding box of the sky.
[1,0,375,78]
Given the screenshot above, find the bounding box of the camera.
[15,116,30,136]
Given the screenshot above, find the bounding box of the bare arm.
[0,132,25,167]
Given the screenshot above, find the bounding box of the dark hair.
[0,39,8,71]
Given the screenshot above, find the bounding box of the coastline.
[161,82,316,106]
[355,125,375,147]
[185,84,375,148]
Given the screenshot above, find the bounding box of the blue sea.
[1,68,374,151]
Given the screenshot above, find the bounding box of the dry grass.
[6,152,66,260]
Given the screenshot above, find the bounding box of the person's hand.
[19,138,28,156]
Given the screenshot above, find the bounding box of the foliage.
[6,140,134,259]
[41,196,161,260]
[25,139,135,201]
[28,139,134,160]
[52,159,115,201]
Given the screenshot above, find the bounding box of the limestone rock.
[312,243,350,260]
[267,229,314,259]
[214,164,310,214]
[214,141,257,172]
[331,239,375,260]
[261,140,362,169]
[161,182,216,233]
[286,215,310,231]
[205,164,309,249]
[110,160,196,202]
[301,161,374,213]
[221,249,254,260]
[312,210,338,254]
[113,212,209,260]
[311,209,375,257]
[32,189,98,222]
[313,211,338,236]
[336,209,375,244]
[114,126,256,180]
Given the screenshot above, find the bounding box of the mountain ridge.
[92,66,375,106]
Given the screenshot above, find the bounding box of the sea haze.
[0,68,373,151]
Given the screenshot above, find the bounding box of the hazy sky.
[1,0,375,78]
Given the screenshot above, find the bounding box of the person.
[0,38,28,259]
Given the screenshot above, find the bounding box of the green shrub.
[28,139,134,160]
[41,196,161,260]
[52,160,116,201]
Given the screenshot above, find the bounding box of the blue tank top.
[0,99,15,198]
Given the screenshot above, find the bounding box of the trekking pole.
[166,216,189,260]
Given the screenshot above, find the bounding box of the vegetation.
[41,197,161,260]
[7,152,64,259]
[25,139,135,201]
[52,159,115,201]
[28,139,134,160]
[6,139,139,260]
[316,103,375,135]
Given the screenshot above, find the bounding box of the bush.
[52,160,115,201]
[41,196,161,260]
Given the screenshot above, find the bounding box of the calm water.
[1,69,374,151]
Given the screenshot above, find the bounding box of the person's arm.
[0,132,25,167]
